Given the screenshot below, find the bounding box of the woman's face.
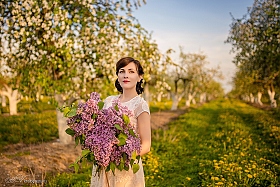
[117,62,142,92]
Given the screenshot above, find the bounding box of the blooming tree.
[0,0,148,143]
[226,0,280,107]
[164,47,223,110]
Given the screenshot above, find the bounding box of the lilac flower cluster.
[67,92,101,138]
[85,99,141,168]
[66,92,141,172]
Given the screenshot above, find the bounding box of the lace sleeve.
[103,95,116,109]
[135,100,150,118]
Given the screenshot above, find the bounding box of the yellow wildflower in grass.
[186,177,191,181]
[247,174,253,178]
[215,182,224,185]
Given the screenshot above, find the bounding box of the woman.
[90,57,151,187]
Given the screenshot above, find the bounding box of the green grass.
[0,111,58,150]
[46,167,92,187]
[1,98,279,186]
[149,98,186,113]
[145,98,280,186]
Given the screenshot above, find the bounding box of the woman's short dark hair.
[115,57,144,94]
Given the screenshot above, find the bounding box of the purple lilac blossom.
[85,98,141,168]
[67,93,101,138]
[66,92,141,170]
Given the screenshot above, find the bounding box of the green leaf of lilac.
[132,163,140,174]
[69,163,79,174]
[98,101,104,110]
[114,104,119,111]
[65,128,75,136]
[123,153,127,160]
[117,157,124,171]
[114,124,123,131]
[129,129,136,137]
[80,134,85,145]
[124,165,129,171]
[74,156,82,164]
[86,153,94,162]
[81,149,91,158]
[117,137,126,146]
[62,107,70,117]
[117,133,127,146]
[67,107,77,117]
[110,162,116,175]
[122,114,130,125]
[92,113,97,120]
[130,159,134,166]
[131,151,137,160]
[105,166,110,172]
[75,137,79,146]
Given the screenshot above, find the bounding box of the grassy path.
[144,99,280,186]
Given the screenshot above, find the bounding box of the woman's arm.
[137,112,151,156]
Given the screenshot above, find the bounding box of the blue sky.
[133,0,254,93]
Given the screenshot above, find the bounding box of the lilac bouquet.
[61,92,141,174]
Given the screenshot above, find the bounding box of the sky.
[133,0,255,93]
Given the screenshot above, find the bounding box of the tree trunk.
[156,92,162,102]
[257,92,263,106]
[0,84,21,115]
[199,93,206,104]
[243,94,250,102]
[191,98,196,105]
[249,93,254,103]
[9,94,19,115]
[143,83,150,104]
[267,87,277,108]
[171,92,184,110]
[186,92,196,107]
[1,94,6,107]
[208,94,213,101]
[56,109,72,144]
[54,94,73,144]
[171,95,179,110]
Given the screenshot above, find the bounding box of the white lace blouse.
[90,94,150,187]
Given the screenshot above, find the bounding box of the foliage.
[226,0,280,97]
[0,111,58,150]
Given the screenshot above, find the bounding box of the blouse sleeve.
[103,95,115,109]
[135,100,150,118]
